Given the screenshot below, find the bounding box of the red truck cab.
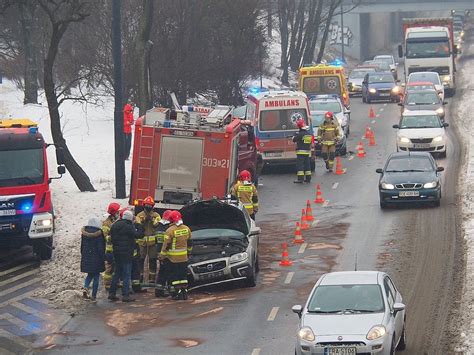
[0,119,65,260]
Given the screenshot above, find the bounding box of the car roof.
[319,271,383,285]
[374,54,393,58]
[402,110,439,116]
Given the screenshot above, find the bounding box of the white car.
[407,72,445,101]
[373,55,398,79]
[393,110,448,158]
[308,95,350,136]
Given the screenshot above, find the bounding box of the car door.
[384,276,404,340]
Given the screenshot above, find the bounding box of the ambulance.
[298,64,350,108]
[245,90,314,169]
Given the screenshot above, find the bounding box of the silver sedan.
[292,271,406,355]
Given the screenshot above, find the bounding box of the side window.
[383,278,395,309]
[386,277,397,298]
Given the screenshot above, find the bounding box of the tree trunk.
[288,0,305,71]
[19,0,38,104]
[267,0,272,37]
[278,0,289,85]
[316,0,339,64]
[43,23,95,192]
[135,0,154,116]
[303,0,323,64]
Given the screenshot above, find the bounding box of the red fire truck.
[0,119,65,260]
[129,106,258,210]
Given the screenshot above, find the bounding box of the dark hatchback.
[376,152,443,208]
[362,72,400,103]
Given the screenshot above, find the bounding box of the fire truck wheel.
[33,237,53,260]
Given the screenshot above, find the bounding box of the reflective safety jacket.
[317,120,340,145]
[135,211,161,246]
[230,181,259,215]
[160,224,192,263]
[102,215,117,253]
[292,127,312,155]
[153,220,170,250]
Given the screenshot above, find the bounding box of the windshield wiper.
[385,170,404,172]
[307,310,341,314]
[400,169,426,172]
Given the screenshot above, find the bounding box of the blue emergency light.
[28,127,38,134]
[20,202,32,212]
[329,58,346,67]
[247,87,269,95]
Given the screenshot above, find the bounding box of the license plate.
[413,144,430,148]
[0,210,16,216]
[199,271,224,280]
[399,191,419,197]
[379,93,390,96]
[325,347,357,355]
[265,152,283,157]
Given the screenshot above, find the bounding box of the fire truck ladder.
[135,126,156,196]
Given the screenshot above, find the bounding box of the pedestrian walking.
[123,103,134,160]
[81,217,106,302]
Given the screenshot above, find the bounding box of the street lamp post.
[340,2,345,62]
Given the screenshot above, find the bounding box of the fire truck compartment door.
[158,136,203,192]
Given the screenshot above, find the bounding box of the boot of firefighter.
[154,284,167,298]
[169,285,178,299]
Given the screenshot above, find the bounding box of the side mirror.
[393,302,405,315]
[392,124,399,129]
[398,44,403,58]
[376,168,384,174]
[443,101,448,105]
[395,62,399,66]
[292,305,303,318]
[249,227,261,236]
[55,147,65,165]
[443,122,449,128]
[437,166,445,172]
[397,102,403,107]
[57,165,66,175]
[345,110,351,115]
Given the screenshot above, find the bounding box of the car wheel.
[33,237,53,260]
[434,199,441,207]
[439,150,447,158]
[380,200,388,209]
[245,262,257,287]
[397,322,407,350]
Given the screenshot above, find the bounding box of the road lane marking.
[0,262,36,277]
[380,108,384,112]
[0,279,40,297]
[251,348,261,355]
[371,120,376,124]
[298,243,307,254]
[332,182,339,189]
[0,269,38,287]
[348,155,354,161]
[312,219,319,227]
[384,103,388,106]
[267,307,279,321]
[376,114,380,118]
[323,200,329,207]
[284,272,295,284]
[361,135,365,140]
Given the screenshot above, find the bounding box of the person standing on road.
[81,217,105,302]
[154,210,172,297]
[135,196,161,285]
[123,103,134,160]
[101,202,121,291]
[108,210,143,302]
[230,170,259,220]
[292,118,313,183]
[317,111,340,172]
[160,211,192,300]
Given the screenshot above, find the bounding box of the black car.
[376,152,443,208]
[181,199,260,289]
[362,72,400,103]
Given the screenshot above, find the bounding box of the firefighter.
[318,111,340,172]
[292,118,313,183]
[230,170,259,220]
[159,211,192,300]
[154,210,172,297]
[101,202,121,290]
[123,103,134,160]
[135,196,161,285]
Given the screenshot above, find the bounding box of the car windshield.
[406,39,450,58]
[405,92,440,105]
[0,148,44,187]
[309,101,342,113]
[307,284,384,313]
[191,228,245,240]
[311,114,325,128]
[349,70,373,79]
[409,73,441,85]
[259,109,308,131]
[373,62,390,71]
[368,74,394,84]
[385,156,434,172]
[400,115,442,129]
[373,56,394,64]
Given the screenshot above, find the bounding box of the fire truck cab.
[0,119,65,260]
[130,106,248,211]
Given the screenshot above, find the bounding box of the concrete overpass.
[344,0,474,13]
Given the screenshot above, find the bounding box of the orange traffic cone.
[369,131,376,146]
[364,125,372,139]
[279,242,293,266]
[369,106,376,119]
[314,184,325,204]
[305,200,314,222]
[300,209,309,230]
[293,222,305,244]
[357,141,366,158]
[334,156,346,175]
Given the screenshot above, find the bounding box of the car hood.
[369,82,395,89]
[397,127,444,138]
[302,312,385,336]
[404,104,441,111]
[382,171,438,184]
[181,199,249,235]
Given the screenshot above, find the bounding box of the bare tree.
[278,0,289,85]
[39,0,95,192]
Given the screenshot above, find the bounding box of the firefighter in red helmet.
[317,111,340,171]
[101,202,120,290]
[292,118,312,183]
[159,210,192,300]
[230,170,259,220]
[154,210,173,297]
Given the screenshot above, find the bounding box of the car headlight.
[436,107,444,115]
[229,252,248,264]
[433,135,443,142]
[424,181,438,188]
[298,327,316,342]
[369,88,377,94]
[391,86,400,93]
[366,325,387,340]
[399,136,410,143]
[381,182,395,190]
[442,75,450,82]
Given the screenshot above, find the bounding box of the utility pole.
[340,2,345,62]
[112,0,126,198]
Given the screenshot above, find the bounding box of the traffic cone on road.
[364,125,372,139]
[300,209,309,230]
[279,242,293,266]
[357,141,366,158]
[369,131,376,146]
[305,200,314,222]
[314,184,325,204]
[293,222,305,244]
[334,156,346,175]
[369,106,376,119]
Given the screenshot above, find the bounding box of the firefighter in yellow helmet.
[101,202,120,290]
[135,196,161,284]
[317,111,340,171]
[230,170,259,220]
[159,210,192,300]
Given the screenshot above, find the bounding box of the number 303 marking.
[202,158,229,169]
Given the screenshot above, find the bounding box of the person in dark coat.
[81,217,105,301]
[108,210,143,302]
